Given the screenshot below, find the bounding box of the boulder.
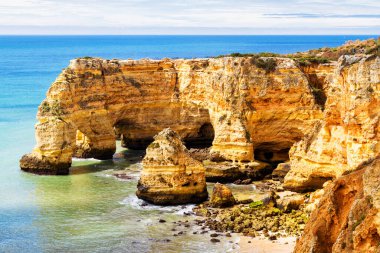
[210,183,236,208]
[259,191,278,207]
[136,128,208,205]
[276,193,305,212]
[272,162,291,182]
[204,161,244,183]
[239,161,273,180]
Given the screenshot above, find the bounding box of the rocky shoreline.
[192,181,309,241]
[21,37,380,252]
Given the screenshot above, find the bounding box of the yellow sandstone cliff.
[20,56,322,176]
[294,156,380,253]
[284,55,380,191]
[20,54,379,194]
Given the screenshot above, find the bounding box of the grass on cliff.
[365,38,380,56]
[215,52,280,58]
[40,100,64,116]
[214,52,278,72]
[291,56,331,66]
[212,37,380,67]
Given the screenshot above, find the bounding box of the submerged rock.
[210,183,236,208]
[136,128,208,205]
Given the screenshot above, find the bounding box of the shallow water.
[0,35,376,252]
[2,145,241,253]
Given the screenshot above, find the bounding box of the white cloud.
[0,0,378,34]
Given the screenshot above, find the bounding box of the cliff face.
[294,157,380,253]
[20,54,380,194]
[284,55,380,191]
[20,56,323,175]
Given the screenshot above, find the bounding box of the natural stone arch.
[113,105,214,150]
[72,111,116,160]
[184,122,215,149]
[20,56,326,175]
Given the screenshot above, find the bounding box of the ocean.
[0,35,376,253]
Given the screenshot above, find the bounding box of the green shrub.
[50,100,63,116]
[213,52,280,58]
[40,100,63,116]
[40,101,50,113]
[249,200,264,209]
[295,56,330,66]
[365,44,380,56]
[252,57,277,72]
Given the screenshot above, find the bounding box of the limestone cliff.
[19,45,379,194]
[294,157,380,253]
[20,56,323,175]
[284,55,380,191]
[136,128,207,205]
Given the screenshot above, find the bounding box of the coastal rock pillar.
[20,118,76,175]
[137,128,208,205]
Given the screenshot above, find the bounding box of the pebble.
[269,235,277,241]
[159,219,166,223]
[210,238,220,243]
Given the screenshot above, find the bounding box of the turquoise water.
[0,35,376,253]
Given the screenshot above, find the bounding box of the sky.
[0,0,379,35]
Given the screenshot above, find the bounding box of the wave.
[120,194,196,215]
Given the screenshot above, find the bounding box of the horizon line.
[0,34,378,36]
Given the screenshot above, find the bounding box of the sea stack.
[136,128,208,205]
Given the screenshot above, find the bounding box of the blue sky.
[0,0,379,34]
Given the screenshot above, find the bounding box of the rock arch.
[20,57,324,175]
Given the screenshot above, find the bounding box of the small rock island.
[137,128,208,205]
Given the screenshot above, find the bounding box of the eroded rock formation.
[285,55,380,191]
[294,157,380,253]
[19,41,379,193]
[20,56,323,175]
[136,128,208,205]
